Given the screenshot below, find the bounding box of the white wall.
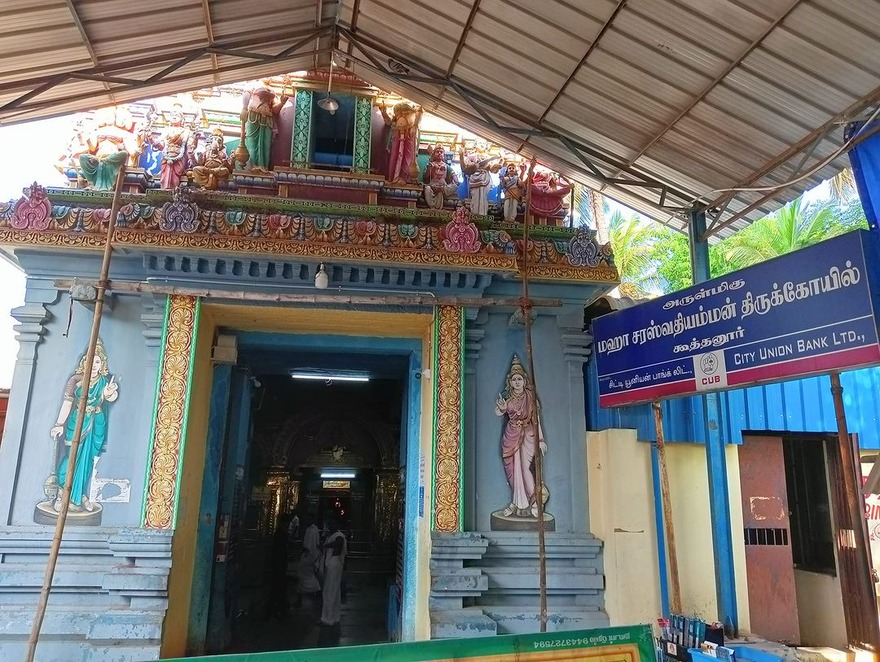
[794,570,846,648]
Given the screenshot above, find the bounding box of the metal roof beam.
[340,30,694,206]
[446,0,481,78]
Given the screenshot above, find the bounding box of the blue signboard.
[593,230,880,408]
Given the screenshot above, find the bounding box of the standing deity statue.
[241,87,288,171]
[422,145,458,209]
[380,102,422,183]
[459,147,500,216]
[191,128,231,190]
[77,107,141,190]
[34,340,119,525]
[156,104,191,189]
[493,356,549,521]
[499,161,524,222]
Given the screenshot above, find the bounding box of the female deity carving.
[158,104,191,189]
[77,107,141,189]
[422,145,458,209]
[38,341,119,523]
[459,147,500,216]
[380,102,422,183]
[494,356,548,519]
[241,87,288,171]
[530,171,572,219]
[191,128,231,190]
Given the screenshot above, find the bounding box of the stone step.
[480,606,610,635]
[430,568,488,595]
[430,609,497,639]
[483,568,604,592]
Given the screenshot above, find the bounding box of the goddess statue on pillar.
[241,87,288,171]
[422,145,458,209]
[380,102,422,183]
[491,355,554,531]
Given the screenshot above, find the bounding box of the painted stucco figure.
[380,101,422,183]
[77,107,140,189]
[422,145,458,209]
[35,341,118,525]
[500,161,524,222]
[191,128,231,190]
[494,355,547,518]
[157,104,191,189]
[241,87,288,171]
[530,171,572,220]
[459,147,500,216]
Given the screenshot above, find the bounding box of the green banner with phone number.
[166,624,654,662]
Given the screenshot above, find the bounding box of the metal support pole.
[26,165,127,661]
[688,208,738,634]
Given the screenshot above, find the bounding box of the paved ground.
[226,571,391,654]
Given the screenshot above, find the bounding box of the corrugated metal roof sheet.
[1,0,878,237]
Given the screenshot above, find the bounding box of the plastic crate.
[731,646,784,662]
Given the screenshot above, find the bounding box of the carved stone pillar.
[352,95,373,174]
[433,305,464,532]
[463,308,485,530]
[559,317,592,533]
[0,280,57,521]
[143,295,200,529]
[374,470,400,544]
[290,89,313,169]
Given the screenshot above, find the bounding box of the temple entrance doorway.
[187,329,424,656]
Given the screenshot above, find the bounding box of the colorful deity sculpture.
[459,147,500,216]
[494,355,548,519]
[156,104,192,189]
[76,107,142,190]
[380,102,422,183]
[422,145,458,209]
[190,128,231,190]
[499,161,524,222]
[530,170,572,221]
[241,87,288,171]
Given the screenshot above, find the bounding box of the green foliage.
[606,210,662,299]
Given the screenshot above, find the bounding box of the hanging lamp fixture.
[317,59,339,115]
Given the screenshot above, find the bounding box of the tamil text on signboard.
[593,230,880,408]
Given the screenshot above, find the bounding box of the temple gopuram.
[0,72,617,659]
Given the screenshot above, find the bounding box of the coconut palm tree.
[714,199,835,273]
[607,210,662,299]
[571,183,609,245]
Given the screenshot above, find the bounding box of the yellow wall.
[161,308,218,658]
[587,430,751,633]
[158,302,436,650]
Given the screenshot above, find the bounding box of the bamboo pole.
[830,372,880,652]
[652,401,682,614]
[518,157,550,632]
[50,280,565,309]
[26,164,127,662]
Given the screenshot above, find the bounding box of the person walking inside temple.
[319,517,347,627]
[265,515,291,620]
[294,515,321,608]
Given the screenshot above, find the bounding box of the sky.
[0,117,75,388]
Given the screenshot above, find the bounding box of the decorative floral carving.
[143,295,199,529]
[160,187,198,234]
[567,226,602,267]
[12,183,52,231]
[441,206,481,254]
[434,305,464,532]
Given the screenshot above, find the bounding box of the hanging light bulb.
[317,59,339,115]
[314,263,329,289]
